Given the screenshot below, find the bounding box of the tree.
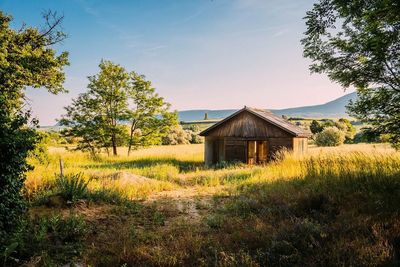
[353,127,381,143]
[337,118,356,142]
[61,61,177,156]
[0,11,68,239]
[314,127,346,147]
[302,0,400,148]
[310,120,323,134]
[61,61,129,156]
[126,72,177,155]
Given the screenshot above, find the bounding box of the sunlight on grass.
[26,143,399,201]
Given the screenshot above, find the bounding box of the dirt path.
[144,186,224,226]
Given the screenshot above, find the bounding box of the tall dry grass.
[25,143,400,201]
[22,143,400,266]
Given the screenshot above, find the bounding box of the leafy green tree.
[61,62,177,156]
[310,120,323,134]
[126,72,177,155]
[61,61,129,156]
[353,127,381,143]
[302,0,400,148]
[337,118,356,143]
[0,11,68,239]
[314,126,346,147]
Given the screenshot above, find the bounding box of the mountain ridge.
[178,92,357,122]
[52,92,357,126]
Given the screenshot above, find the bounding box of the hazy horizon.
[1,0,354,125]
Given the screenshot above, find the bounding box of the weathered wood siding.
[225,139,246,163]
[206,111,294,138]
[293,137,308,155]
[204,137,214,166]
[268,138,293,158]
[204,136,226,166]
[203,109,309,165]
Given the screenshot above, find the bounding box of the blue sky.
[1,0,351,125]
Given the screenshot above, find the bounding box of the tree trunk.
[111,132,117,156]
[128,129,134,156]
[127,120,136,156]
[128,136,132,156]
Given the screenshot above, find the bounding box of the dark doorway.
[247,140,268,165]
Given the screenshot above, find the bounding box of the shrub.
[0,111,38,242]
[337,118,356,143]
[206,214,225,229]
[161,125,191,145]
[182,124,204,144]
[4,214,87,266]
[56,173,88,202]
[314,127,346,147]
[353,128,378,143]
[28,131,50,165]
[188,130,204,144]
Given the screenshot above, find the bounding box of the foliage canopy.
[0,11,68,239]
[302,0,400,148]
[315,126,346,146]
[61,61,177,156]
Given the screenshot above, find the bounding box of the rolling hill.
[178,92,357,122]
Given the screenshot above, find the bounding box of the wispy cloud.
[74,0,99,16]
[73,0,166,55]
[142,45,167,52]
[272,29,289,37]
[228,26,281,38]
[170,6,207,26]
[233,0,304,14]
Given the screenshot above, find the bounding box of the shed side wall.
[268,138,293,159]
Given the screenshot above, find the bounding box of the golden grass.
[22,143,400,266]
[26,143,399,201]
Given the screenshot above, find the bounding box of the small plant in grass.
[152,211,165,226]
[214,160,244,169]
[3,214,86,266]
[56,173,88,202]
[206,214,225,229]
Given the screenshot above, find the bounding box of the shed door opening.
[247,141,268,165]
[257,141,268,164]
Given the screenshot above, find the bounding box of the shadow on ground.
[82,157,205,172]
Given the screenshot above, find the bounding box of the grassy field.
[12,143,400,266]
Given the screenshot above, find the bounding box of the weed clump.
[56,173,88,203]
[3,214,86,266]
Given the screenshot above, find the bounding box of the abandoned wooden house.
[199,106,312,166]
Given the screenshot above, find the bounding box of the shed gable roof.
[199,106,312,137]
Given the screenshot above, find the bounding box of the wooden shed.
[199,106,312,166]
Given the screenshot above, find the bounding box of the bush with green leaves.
[28,131,50,165]
[0,10,68,244]
[3,214,86,266]
[310,120,323,134]
[56,173,89,202]
[302,0,400,149]
[337,118,356,143]
[161,125,191,145]
[314,127,346,147]
[182,124,204,144]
